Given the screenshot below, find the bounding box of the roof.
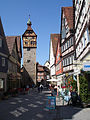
[37,64,44,72]
[6,36,16,54]
[56,34,62,55]
[16,36,22,57]
[50,34,60,57]
[0,17,9,55]
[0,17,5,36]
[22,19,37,37]
[6,36,22,57]
[62,7,73,29]
[27,18,32,25]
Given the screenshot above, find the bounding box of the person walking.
[71,89,78,106]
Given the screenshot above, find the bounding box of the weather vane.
[29,14,30,19]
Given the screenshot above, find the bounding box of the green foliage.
[79,75,88,103]
[71,79,77,91]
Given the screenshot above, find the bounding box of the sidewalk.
[56,96,90,120]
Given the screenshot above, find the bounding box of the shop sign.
[83,62,90,71]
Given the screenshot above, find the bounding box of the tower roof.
[27,18,32,25]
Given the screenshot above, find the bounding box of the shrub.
[79,75,88,103]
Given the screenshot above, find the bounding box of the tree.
[79,75,88,103]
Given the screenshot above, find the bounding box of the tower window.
[27,48,30,51]
[27,60,30,63]
[31,41,36,45]
[25,41,28,45]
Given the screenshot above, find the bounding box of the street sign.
[83,62,90,71]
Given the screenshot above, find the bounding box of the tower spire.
[27,15,32,26]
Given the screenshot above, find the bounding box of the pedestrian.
[71,89,78,106]
[40,84,43,92]
[38,86,40,93]
[26,85,30,94]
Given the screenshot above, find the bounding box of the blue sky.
[0,0,72,65]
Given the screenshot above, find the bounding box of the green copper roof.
[27,18,32,25]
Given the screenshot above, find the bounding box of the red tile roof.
[37,63,44,72]
[50,34,60,57]
[62,7,73,29]
[6,36,22,57]
[6,36,16,54]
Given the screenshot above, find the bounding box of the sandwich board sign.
[46,96,56,110]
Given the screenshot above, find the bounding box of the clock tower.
[22,17,37,85]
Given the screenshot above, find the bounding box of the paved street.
[0,89,90,120]
[0,89,57,120]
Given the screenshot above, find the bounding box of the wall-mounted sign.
[83,62,90,71]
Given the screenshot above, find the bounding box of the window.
[61,46,63,52]
[71,38,73,45]
[86,28,90,42]
[25,41,28,44]
[0,79,3,89]
[62,27,66,39]
[31,41,36,45]
[2,58,5,67]
[27,48,30,51]
[68,40,70,47]
[66,42,67,49]
[68,57,70,65]
[0,38,2,47]
[70,57,72,64]
[67,41,68,48]
[83,34,85,47]
[27,60,30,63]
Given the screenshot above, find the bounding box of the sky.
[0,0,73,66]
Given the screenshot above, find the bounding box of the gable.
[23,30,37,37]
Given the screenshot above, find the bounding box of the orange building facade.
[55,34,63,90]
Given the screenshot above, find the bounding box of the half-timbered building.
[61,7,75,76]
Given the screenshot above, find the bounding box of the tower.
[22,17,37,85]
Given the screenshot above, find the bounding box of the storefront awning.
[47,79,58,82]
